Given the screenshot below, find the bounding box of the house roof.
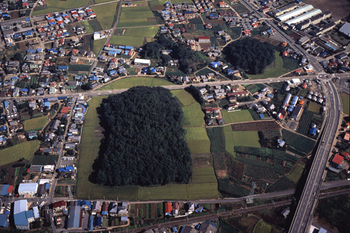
[14,200,27,215]
[0,214,9,227]
[14,212,28,227]
[18,183,38,194]
[332,154,344,165]
[67,206,81,229]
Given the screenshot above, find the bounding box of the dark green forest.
[90,86,192,186]
[223,37,275,74]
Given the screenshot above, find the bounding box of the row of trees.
[223,37,275,74]
[90,86,192,186]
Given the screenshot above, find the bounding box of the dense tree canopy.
[90,86,192,186]
[223,38,275,74]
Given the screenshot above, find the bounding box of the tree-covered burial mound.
[90,86,192,186]
[223,37,275,74]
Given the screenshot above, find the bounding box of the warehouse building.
[273,3,298,17]
[296,11,331,30]
[277,4,314,22]
[18,183,38,196]
[285,9,322,26]
[311,22,336,36]
[339,22,350,37]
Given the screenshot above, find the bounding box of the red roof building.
[60,107,71,114]
[7,185,13,194]
[332,154,344,165]
[341,152,350,158]
[165,202,172,214]
[52,201,66,209]
[203,107,213,113]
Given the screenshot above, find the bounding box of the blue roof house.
[14,212,29,230]
[89,215,94,230]
[67,206,81,229]
[0,214,9,228]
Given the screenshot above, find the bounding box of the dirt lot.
[231,120,280,131]
[304,0,350,20]
[0,162,17,184]
[254,35,282,46]
[192,153,212,167]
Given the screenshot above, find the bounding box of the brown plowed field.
[304,0,350,20]
[231,120,280,131]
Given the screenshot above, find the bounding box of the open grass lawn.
[224,126,260,156]
[77,96,218,200]
[99,77,173,90]
[185,127,211,154]
[88,19,103,32]
[23,116,48,131]
[341,93,350,115]
[247,50,297,79]
[109,35,145,47]
[287,163,305,184]
[252,220,272,233]
[307,101,322,114]
[81,21,94,33]
[92,38,106,55]
[118,5,156,27]
[33,0,89,16]
[171,90,204,127]
[0,140,40,166]
[92,2,119,30]
[221,110,254,124]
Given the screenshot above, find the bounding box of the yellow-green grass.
[172,89,197,106]
[185,127,211,154]
[247,50,291,79]
[77,96,218,200]
[33,0,89,16]
[98,77,173,90]
[81,21,94,33]
[94,0,116,3]
[221,109,254,123]
[287,163,305,184]
[0,140,40,166]
[23,116,49,131]
[341,93,350,115]
[149,0,168,7]
[252,220,272,233]
[118,6,156,27]
[307,102,321,114]
[109,35,145,47]
[224,126,260,156]
[92,38,106,55]
[182,104,204,127]
[92,2,119,30]
[171,0,189,3]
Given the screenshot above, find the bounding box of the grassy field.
[23,116,48,131]
[252,220,272,233]
[221,110,254,124]
[99,77,173,90]
[88,19,103,32]
[110,26,158,47]
[172,90,204,127]
[287,163,305,184]
[307,101,322,114]
[94,0,117,3]
[224,126,260,156]
[76,96,219,200]
[33,0,89,16]
[341,93,350,115]
[185,127,211,154]
[0,140,40,166]
[149,0,168,7]
[118,5,156,27]
[92,2,119,30]
[92,38,106,55]
[247,50,296,79]
[81,21,94,34]
[282,129,315,155]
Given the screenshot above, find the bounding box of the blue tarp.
[259,114,264,119]
[0,185,9,196]
[310,127,317,135]
[4,101,8,108]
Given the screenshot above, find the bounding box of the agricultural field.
[231,2,250,14]
[81,21,94,33]
[224,126,260,156]
[307,101,322,113]
[282,129,316,155]
[33,0,89,16]
[0,140,40,166]
[221,110,254,124]
[92,38,106,55]
[206,127,226,153]
[23,116,48,131]
[149,0,168,7]
[231,121,280,131]
[341,93,350,115]
[252,220,272,233]
[110,26,158,47]
[88,19,103,32]
[69,65,91,72]
[185,127,211,154]
[297,110,314,136]
[94,0,116,3]
[31,155,59,165]
[92,2,119,30]
[287,163,305,184]
[244,84,265,94]
[99,77,173,90]
[247,50,298,79]
[118,5,157,27]
[77,96,219,200]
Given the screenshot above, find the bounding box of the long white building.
[277,4,314,22]
[286,9,322,26]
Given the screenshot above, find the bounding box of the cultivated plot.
[224,126,260,156]
[92,2,119,30]
[0,140,40,166]
[221,109,254,124]
[99,77,173,90]
[118,5,156,27]
[23,116,48,131]
[33,0,89,16]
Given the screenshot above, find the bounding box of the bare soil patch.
[94,126,104,138]
[191,153,212,167]
[147,18,156,21]
[18,41,28,51]
[151,5,164,11]
[216,169,227,178]
[254,35,282,46]
[231,120,280,131]
[304,0,350,20]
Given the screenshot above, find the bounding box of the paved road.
[288,80,341,233]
